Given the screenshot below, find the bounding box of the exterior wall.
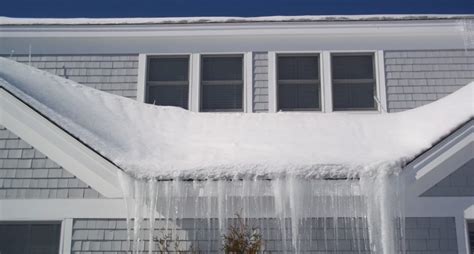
[70,217,457,253]
[7,50,473,114]
[422,159,474,197]
[384,49,474,112]
[71,218,371,253]
[253,52,269,112]
[0,125,102,199]
[7,55,139,99]
[401,217,458,254]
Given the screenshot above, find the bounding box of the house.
[0,15,473,254]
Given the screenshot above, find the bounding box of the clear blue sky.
[1,0,473,18]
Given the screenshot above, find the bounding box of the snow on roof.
[1,14,473,26]
[0,57,472,179]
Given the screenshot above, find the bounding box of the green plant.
[222,213,264,254]
[153,232,200,254]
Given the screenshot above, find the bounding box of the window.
[0,222,61,254]
[200,55,243,112]
[331,53,377,111]
[469,221,474,254]
[277,54,320,111]
[146,56,189,109]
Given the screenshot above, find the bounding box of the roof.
[0,57,472,180]
[1,14,473,26]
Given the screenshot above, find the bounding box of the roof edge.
[1,14,474,26]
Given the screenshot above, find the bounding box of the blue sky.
[1,0,473,18]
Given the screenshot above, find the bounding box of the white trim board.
[0,88,122,198]
[0,20,464,38]
[0,199,128,220]
[1,20,468,55]
[403,121,473,197]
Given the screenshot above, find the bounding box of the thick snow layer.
[0,57,472,179]
[1,15,473,26]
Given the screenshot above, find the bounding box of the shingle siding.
[422,159,474,197]
[7,55,139,99]
[253,52,269,112]
[400,217,458,254]
[384,50,474,112]
[71,218,371,253]
[70,217,457,253]
[0,125,102,199]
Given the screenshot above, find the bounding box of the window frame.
[275,53,323,111]
[330,52,378,111]
[0,221,62,254]
[269,50,386,113]
[144,54,192,109]
[199,53,246,112]
[138,52,252,113]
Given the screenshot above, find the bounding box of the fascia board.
[0,88,122,198]
[0,20,463,38]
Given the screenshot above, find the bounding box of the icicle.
[360,169,401,254]
[272,177,288,254]
[148,179,157,254]
[117,171,135,246]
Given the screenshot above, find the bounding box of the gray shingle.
[385,50,473,112]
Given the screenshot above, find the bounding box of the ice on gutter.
[0,57,472,179]
[1,14,473,26]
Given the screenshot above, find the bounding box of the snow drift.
[0,57,472,179]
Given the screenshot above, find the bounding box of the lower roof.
[0,57,472,180]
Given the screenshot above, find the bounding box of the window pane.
[147,85,189,109]
[146,56,190,109]
[277,55,320,111]
[201,55,243,111]
[201,84,243,111]
[331,54,376,110]
[0,223,61,254]
[278,83,320,110]
[333,83,375,110]
[202,56,243,81]
[278,56,319,80]
[332,55,374,79]
[148,57,189,82]
[469,221,474,254]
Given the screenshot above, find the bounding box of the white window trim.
[269,51,324,112]
[60,218,73,254]
[138,53,193,109]
[138,52,253,113]
[137,54,147,103]
[269,50,387,113]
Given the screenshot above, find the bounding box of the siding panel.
[422,159,474,197]
[253,52,269,112]
[384,50,474,112]
[7,54,139,99]
[71,217,457,253]
[0,125,102,199]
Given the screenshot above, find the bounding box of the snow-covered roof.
[0,57,472,179]
[1,14,473,26]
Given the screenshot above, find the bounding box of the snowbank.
[1,15,473,26]
[0,57,472,179]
